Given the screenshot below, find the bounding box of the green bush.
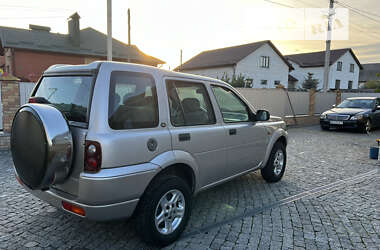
[218,73,248,88]
[363,80,380,89]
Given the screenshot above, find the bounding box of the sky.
[1,0,380,69]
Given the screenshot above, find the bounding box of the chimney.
[68,12,80,46]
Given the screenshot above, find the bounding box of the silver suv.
[11,61,287,246]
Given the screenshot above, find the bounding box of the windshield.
[34,76,94,123]
[337,99,374,109]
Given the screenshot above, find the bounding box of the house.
[285,49,362,90]
[359,63,380,87]
[0,13,164,82]
[176,40,293,88]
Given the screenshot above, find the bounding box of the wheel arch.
[148,150,199,194]
[262,129,288,168]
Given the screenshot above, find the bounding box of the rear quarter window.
[108,71,159,130]
[34,76,94,123]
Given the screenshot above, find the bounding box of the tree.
[218,73,247,88]
[302,73,319,90]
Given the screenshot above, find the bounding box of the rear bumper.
[16,162,159,221]
[320,119,365,129]
[24,185,139,221]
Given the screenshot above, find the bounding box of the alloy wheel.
[154,189,185,235]
[273,149,284,176]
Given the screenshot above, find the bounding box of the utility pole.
[180,49,183,71]
[107,0,112,61]
[128,9,131,45]
[127,8,131,62]
[322,0,335,92]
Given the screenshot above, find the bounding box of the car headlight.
[320,113,327,119]
[350,114,364,120]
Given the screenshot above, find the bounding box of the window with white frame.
[350,64,354,73]
[335,79,341,89]
[337,61,342,71]
[348,80,353,89]
[261,80,268,85]
[260,56,270,68]
[274,80,281,86]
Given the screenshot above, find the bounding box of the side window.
[376,99,380,107]
[211,86,250,123]
[108,71,159,130]
[166,80,216,126]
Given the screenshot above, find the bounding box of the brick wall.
[13,49,84,82]
[1,76,20,133]
[0,134,10,150]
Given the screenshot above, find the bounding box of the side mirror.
[256,110,270,121]
[332,104,336,108]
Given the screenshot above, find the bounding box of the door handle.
[179,133,191,141]
[229,129,237,135]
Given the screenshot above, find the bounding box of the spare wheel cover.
[11,103,73,190]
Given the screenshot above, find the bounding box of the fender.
[150,150,200,190]
[262,128,288,168]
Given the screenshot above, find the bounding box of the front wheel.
[135,175,192,246]
[261,142,287,182]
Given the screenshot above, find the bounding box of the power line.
[336,2,380,25]
[336,1,380,19]
[262,0,294,8]
[0,16,67,20]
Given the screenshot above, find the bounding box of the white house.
[286,49,363,90]
[177,40,293,88]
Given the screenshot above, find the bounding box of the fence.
[19,82,35,105]
[236,88,380,119]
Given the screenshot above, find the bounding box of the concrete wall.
[236,43,289,88]
[315,92,336,114]
[342,92,380,99]
[289,51,360,90]
[236,88,380,119]
[236,88,287,117]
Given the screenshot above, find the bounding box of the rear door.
[101,71,172,168]
[211,85,268,174]
[165,79,227,187]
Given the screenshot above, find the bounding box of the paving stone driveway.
[0,126,379,250]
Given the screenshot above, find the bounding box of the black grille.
[327,114,350,121]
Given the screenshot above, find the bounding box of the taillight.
[84,140,102,173]
[28,97,37,103]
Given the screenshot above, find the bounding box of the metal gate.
[19,82,35,106]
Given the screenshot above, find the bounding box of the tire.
[11,104,73,190]
[320,125,329,131]
[363,119,372,133]
[135,175,192,246]
[261,142,287,183]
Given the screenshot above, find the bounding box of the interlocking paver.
[1,126,379,249]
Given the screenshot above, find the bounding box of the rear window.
[34,76,94,123]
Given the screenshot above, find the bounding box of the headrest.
[182,98,200,112]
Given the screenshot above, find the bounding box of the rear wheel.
[261,142,287,182]
[364,119,372,133]
[135,175,192,246]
